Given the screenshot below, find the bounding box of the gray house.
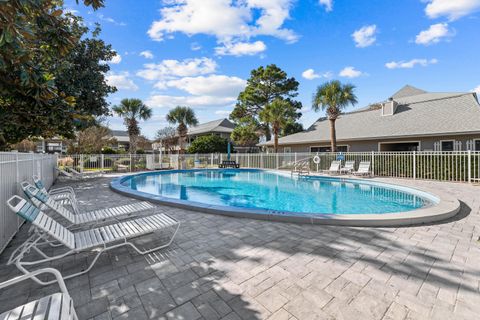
[187,118,235,142]
[260,85,480,152]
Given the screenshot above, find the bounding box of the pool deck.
[0,175,479,319]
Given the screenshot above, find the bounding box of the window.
[379,142,419,152]
[283,147,291,153]
[441,140,454,151]
[310,145,348,153]
[475,140,480,151]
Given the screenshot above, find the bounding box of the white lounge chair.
[6,195,180,285]
[339,160,355,174]
[0,268,78,320]
[56,167,76,179]
[67,167,103,179]
[353,161,372,177]
[323,161,341,175]
[33,175,76,201]
[21,181,77,213]
[56,167,101,180]
[22,183,155,225]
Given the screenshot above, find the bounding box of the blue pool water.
[119,169,435,215]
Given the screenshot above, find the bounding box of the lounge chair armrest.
[0,268,69,296]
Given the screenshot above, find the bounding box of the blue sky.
[65,0,480,139]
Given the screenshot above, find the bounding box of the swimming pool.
[110,169,460,227]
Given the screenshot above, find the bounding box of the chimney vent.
[382,99,398,116]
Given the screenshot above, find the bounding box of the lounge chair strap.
[0,293,76,320]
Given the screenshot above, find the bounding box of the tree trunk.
[129,135,137,154]
[329,119,337,152]
[274,128,279,153]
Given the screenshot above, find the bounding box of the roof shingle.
[260,89,480,146]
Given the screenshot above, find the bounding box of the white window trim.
[310,145,349,152]
[440,139,456,151]
[377,141,421,152]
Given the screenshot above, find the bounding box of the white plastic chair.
[6,195,180,285]
[0,268,78,320]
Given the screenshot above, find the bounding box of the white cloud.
[415,23,453,45]
[110,54,122,64]
[302,69,320,80]
[97,13,126,26]
[472,85,480,94]
[352,25,377,48]
[385,58,438,69]
[339,66,363,78]
[215,41,267,56]
[139,50,154,59]
[147,0,298,52]
[191,42,202,51]
[161,75,246,97]
[136,57,217,80]
[106,72,138,91]
[424,0,480,20]
[215,110,232,116]
[319,0,333,11]
[145,95,236,108]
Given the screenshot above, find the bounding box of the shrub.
[187,135,229,154]
[102,147,116,154]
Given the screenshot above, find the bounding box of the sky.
[65,0,480,139]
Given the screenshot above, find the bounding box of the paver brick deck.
[0,176,479,319]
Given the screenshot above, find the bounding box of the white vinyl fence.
[0,152,58,254]
[60,151,480,183]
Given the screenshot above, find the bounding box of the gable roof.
[110,130,128,137]
[391,85,427,99]
[260,88,480,146]
[188,118,235,136]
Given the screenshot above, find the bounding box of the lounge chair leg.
[12,223,179,285]
[128,222,180,255]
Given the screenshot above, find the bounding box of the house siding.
[271,134,480,152]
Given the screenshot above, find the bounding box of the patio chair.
[33,175,75,199]
[339,160,355,174]
[21,181,77,213]
[56,167,76,179]
[0,268,78,320]
[66,167,103,179]
[6,195,180,285]
[21,183,155,225]
[353,161,372,177]
[322,160,341,175]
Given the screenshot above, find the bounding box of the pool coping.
[109,169,461,227]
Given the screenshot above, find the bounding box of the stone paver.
[0,176,479,319]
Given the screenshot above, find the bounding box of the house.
[35,136,68,154]
[153,119,235,153]
[110,130,130,151]
[259,85,480,152]
[186,118,235,143]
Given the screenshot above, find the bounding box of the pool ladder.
[290,158,311,177]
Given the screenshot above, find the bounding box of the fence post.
[130,154,133,172]
[261,153,264,169]
[294,152,297,164]
[371,151,375,176]
[80,154,84,173]
[468,150,472,183]
[211,153,214,167]
[413,151,416,180]
[101,154,104,173]
[247,153,250,168]
[276,153,279,169]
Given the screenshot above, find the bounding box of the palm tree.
[259,99,296,153]
[166,106,198,153]
[112,98,152,154]
[312,80,358,152]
